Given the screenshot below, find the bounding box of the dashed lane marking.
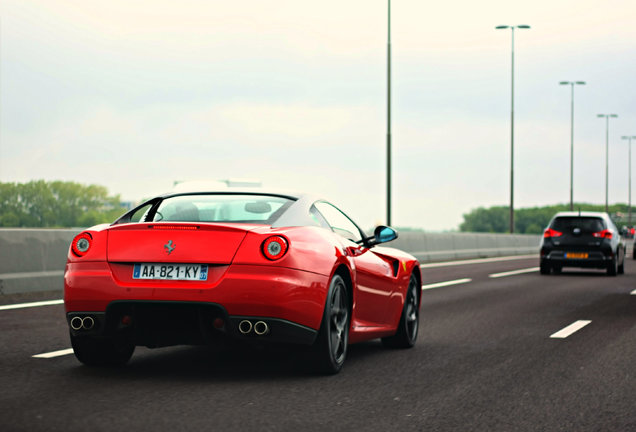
[489,267,539,278]
[422,278,472,291]
[550,320,592,339]
[0,300,63,311]
[32,348,74,359]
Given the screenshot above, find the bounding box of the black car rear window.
[551,217,604,233]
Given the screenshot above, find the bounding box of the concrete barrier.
[0,228,541,295]
[390,231,540,263]
[0,229,79,295]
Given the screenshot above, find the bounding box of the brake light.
[593,229,613,239]
[262,236,289,260]
[543,228,562,238]
[71,232,93,257]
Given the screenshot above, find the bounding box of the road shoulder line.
[0,300,64,311]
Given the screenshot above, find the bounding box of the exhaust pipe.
[82,316,95,330]
[254,321,269,336]
[70,316,96,331]
[70,316,83,331]
[238,320,253,335]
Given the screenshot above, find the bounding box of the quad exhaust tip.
[254,321,270,336]
[238,319,270,336]
[238,320,253,335]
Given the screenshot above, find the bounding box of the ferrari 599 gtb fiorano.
[64,191,421,373]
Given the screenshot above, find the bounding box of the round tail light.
[72,233,93,257]
[262,236,289,260]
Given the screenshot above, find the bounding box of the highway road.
[1,255,635,431]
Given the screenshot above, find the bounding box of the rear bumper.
[64,262,329,343]
[541,249,613,269]
[66,302,318,347]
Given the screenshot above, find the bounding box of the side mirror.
[366,225,398,246]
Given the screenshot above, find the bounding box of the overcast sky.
[1,0,635,231]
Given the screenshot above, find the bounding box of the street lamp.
[559,81,586,211]
[597,114,618,213]
[621,135,636,224]
[386,0,392,226]
[495,24,531,234]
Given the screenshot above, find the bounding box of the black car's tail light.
[262,236,289,260]
[543,228,562,238]
[593,229,613,239]
[71,232,93,257]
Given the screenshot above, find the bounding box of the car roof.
[552,211,609,219]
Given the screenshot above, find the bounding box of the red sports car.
[64,191,421,373]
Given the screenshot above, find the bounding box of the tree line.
[0,180,125,228]
[460,203,635,234]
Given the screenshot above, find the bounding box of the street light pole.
[597,114,618,213]
[621,136,636,224]
[496,24,530,234]
[559,81,586,211]
[386,0,392,226]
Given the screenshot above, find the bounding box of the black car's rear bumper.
[541,249,613,269]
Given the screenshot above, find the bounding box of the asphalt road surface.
[1,256,635,431]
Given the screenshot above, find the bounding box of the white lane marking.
[420,254,536,269]
[631,289,636,295]
[550,320,592,339]
[0,299,63,311]
[422,278,472,291]
[489,267,539,278]
[32,348,74,359]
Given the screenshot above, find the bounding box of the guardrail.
[0,228,541,295]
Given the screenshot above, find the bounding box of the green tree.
[0,180,125,228]
[460,203,634,234]
[459,206,509,233]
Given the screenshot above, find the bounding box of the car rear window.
[152,194,294,224]
[551,217,605,233]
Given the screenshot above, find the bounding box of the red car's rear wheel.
[313,274,349,374]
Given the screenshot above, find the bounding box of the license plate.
[133,263,208,281]
[565,252,588,259]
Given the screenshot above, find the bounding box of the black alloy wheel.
[382,273,419,348]
[313,274,349,374]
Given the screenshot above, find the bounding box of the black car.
[540,211,626,276]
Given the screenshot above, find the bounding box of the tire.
[618,250,625,274]
[540,262,550,275]
[607,257,618,276]
[382,273,419,349]
[70,333,135,367]
[312,274,349,374]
